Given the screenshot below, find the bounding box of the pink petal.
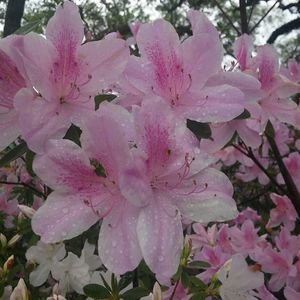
[98,200,142,274]
[256,45,279,89]
[14,89,69,154]
[188,10,219,37]
[81,102,134,180]
[136,20,190,100]
[182,85,245,122]
[171,168,237,223]
[0,110,20,151]
[79,38,129,91]
[32,192,99,243]
[33,139,101,192]
[137,200,183,278]
[233,34,253,71]
[46,0,83,51]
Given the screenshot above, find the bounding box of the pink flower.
[256,246,297,292]
[266,193,298,231]
[32,99,237,278]
[229,220,261,256]
[123,11,246,123]
[13,0,129,153]
[0,36,26,150]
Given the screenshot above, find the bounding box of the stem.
[265,134,300,216]
[169,280,180,300]
[0,181,46,199]
[250,0,279,33]
[239,0,249,33]
[232,144,287,195]
[212,0,241,35]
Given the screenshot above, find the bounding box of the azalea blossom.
[12,0,129,153]
[25,241,66,287]
[0,35,26,151]
[218,254,264,300]
[31,99,237,278]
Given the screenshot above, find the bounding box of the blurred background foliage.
[0,0,299,62]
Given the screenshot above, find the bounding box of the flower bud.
[10,278,29,300]
[18,205,36,219]
[3,255,14,272]
[0,233,7,248]
[7,234,22,248]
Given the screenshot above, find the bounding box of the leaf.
[63,124,82,146]
[189,292,207,300]
[25,150,36,177]
[83,284,111,299]
[14,19,40,35]
[234,109,251,120]
[189,277,207,290]
[95,94,117,110]
[172,265,183,281]
[186,261,210,269]
[187,119,212,140]
[265,120,275,138]
[121,287,149,299]
[181,272,190,289]
[0,142,28,168]
[119,272,134,291]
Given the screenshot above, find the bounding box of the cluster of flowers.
[0,0,300,299]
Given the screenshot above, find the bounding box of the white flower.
[80,240,102,272]
[10,279,28,300]
[26,241,66,287]
[218,254,264,300]
[51,252,90,295]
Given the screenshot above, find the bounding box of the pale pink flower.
[123,11,247,123]
[266,193,298,231]
[13,0,129,153]
[32,100,237,278]
[284,286,300,300]
[0,36,26,151]
[218,254,264,300]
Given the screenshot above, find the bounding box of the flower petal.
[137,200,183,278]
[32,192,99,243]
[98,200,142,274]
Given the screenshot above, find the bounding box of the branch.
[212,0,241,35]
[3,0,26,37]
[250,0,279,33]
[278,1,300,12]
[0,181,46,199]
[239,0,249,33]
[265,134,300,216]
[267,17,300,44]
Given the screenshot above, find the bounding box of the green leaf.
[187,119,212,140]
[119,272,134,291]
[189,292,207,300]
[63,124,82,146]
[186,261,210,269]
[0,142,28,168]
[172,265,183,281]
[0,283,4,297]
[234,109,251,120]
[100,274,112,292]
[181,271,190,289]
[121,287,149,299]
[25,150,36,177]
[95,94,117,110]
[189,277,207,290]
[14,19,40,35]
[83,284,111,299]
[265,120,275,138]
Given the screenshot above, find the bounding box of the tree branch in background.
[3,0,26,37]
[267,17,300,44]
[212,0,241,35]
[250,0,279,33]
[239,0,249,33]
[265,134,300,216]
